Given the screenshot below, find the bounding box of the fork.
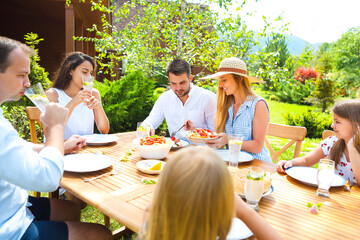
[84,168,121,182]
[170,124,185,138]
[344,180,355,192]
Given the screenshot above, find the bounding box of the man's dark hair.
[0,36,35,73]
[166,59,191,77]
[53,52,96,90]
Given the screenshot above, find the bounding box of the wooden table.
[61,132,360,239]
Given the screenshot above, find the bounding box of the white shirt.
[0,107,63,240]
[52,88,94,140]
[144,85,217,138]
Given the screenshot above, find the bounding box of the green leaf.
[307,202,314,208]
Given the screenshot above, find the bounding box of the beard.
[175,84,191,98]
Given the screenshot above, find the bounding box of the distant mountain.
[259,34,324,55]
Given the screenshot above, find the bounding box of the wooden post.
[65,3,75,53]
[75,18,83,52]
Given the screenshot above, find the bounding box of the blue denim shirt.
[225,96,271,162]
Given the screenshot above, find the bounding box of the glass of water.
[82,76,94,93]
[137,122,150,139]
[25,83,49,113]
[245,167,264,211]
[316,159,335,197]
[228,134,244,168]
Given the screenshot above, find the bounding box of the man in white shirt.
[144,59,217,138]
[0,37,111,240]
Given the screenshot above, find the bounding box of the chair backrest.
[25,106,43,144]
[265,123,307,163]
[322,130,335,140]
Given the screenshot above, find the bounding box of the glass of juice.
[25,83,49,113]
[228,134,244,168]
[245,167,264,211]
[316,159,335,197]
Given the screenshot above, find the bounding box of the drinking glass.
[245,167,264,211]
[316,159,335,197]
[25,83,49,113]
[137,122,149,139]
[228,135,244,168]
[82,76,94,93]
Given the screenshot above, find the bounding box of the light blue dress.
[225,96,271,162]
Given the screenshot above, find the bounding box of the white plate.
[215,149,254,163]
[238,185,274,198]
[226,218,253,239]
[64,153,113,172]
[166,138,190,150]
[136,160,166,174]
[83,134,118,146]
[285,166,346,187]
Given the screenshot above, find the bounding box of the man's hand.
[64,135,86,155]
[40,103,69,128]
[184,120,195,131]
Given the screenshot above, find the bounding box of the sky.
[210,0,360,44]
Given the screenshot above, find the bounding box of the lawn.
[79,87,324,239]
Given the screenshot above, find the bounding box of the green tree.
[330,27,360,97]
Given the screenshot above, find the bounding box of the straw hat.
[200,57,263,83]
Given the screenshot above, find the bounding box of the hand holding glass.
[316,159,335,197]
[25,83,49,113]
[245,167,264,211]
[228,135,244,168]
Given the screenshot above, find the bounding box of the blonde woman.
[202,57,271,162]
[277,99,360,183]
[142,146,281,240]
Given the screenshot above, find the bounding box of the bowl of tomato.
[184,128,218,144]
[133,135,173,159]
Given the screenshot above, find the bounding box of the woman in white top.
[46,52,109,139]
[277,99,360,183]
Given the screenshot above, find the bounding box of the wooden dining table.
[60,132,360,239]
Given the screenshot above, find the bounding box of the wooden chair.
[265,123,307,163]
[322,130,335,140]
[25,106,59,198]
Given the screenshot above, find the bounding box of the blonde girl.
[202,57,271,162]
[277,99,360,183]
[143,146,281,240]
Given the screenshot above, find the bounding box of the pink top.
[321,136,356,183]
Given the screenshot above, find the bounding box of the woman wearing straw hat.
[201,57,271,162]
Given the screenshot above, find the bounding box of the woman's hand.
[276,160,292,173]
[64,135,86,154]
[71,90,92,107]
[205,132,228,149]
[85,95,101,109]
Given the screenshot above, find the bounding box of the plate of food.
[285,166,346,187]
[227,218,253,240]
[133,135,173,159]
[136,160,166,174]
[215,149,254,163]
[169,137,190,150]
[82,134,118,146]
[64,153,113,172]
[229,168,273,197]
[183,128,219,144]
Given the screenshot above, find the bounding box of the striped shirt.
[225,96,271,162]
